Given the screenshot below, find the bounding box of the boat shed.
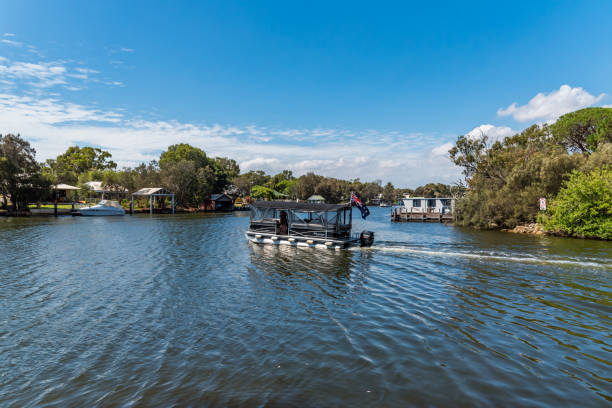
[210,193,234,211]
[131,187,175,215]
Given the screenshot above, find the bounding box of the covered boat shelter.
[131,187,175,215]
[52,183,79,202]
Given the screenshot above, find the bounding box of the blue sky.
[0,0,611,187]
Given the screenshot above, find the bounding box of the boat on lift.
[78,200,125,216]
[245,200,374,249]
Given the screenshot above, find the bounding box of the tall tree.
[382,182,395,202]
[550,107,612,153]
[159,143,208,170]
[0,134,50,210]
[48,146,116,184]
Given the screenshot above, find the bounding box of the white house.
[397,197,455,214]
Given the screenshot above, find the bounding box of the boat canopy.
[250,200,349,212]
[249,200,352,239]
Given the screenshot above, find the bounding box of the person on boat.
[279,211,288,235]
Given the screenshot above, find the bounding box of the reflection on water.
[0,208,610,406]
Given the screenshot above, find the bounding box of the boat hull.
[245,231,352,250]
[79,208,125,216]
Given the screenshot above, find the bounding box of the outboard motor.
[360,230,374,247]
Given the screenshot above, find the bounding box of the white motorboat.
[78,200,125,216]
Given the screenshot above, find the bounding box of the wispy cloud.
[497,85,605,122]
[110,47,134,54]
[1,38,22,47]
[0,90,459,186]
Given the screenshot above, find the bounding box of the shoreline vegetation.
[1,107,610,240]
[449,107,611,240]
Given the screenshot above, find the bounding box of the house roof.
[53,183,79,190]
[85,181,127,193]
[403,197,454,200]
[307,195,325,201]
[211,193,232,201]
[132,187,173,196]
[251,200,349,212]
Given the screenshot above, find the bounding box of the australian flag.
[351,193,370,219]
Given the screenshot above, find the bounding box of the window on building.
[427,199,436,207]
[412,199,421,207]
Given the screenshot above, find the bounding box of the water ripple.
[0,210,610,406]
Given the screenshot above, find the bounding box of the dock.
[390,207,454,223]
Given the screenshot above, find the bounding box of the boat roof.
[251,200,350,212]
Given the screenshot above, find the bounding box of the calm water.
[1,207,610,407]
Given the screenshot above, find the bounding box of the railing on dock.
[390,206,454,223]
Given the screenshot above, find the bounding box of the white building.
[397,197,455,214]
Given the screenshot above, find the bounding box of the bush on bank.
[541,167,612,239]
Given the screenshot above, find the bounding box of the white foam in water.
[353,245,611,269]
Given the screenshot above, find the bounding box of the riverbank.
[502,223,546,236]
[502,222,611,240]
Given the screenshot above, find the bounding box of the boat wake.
[352,243,611,269]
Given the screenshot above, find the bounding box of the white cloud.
[602,104,612,108]
[497,85,605,122]
[241,157,281,169]
[0,90,463,186]
[3,33,16,37]
[431,142,454,156]
[466,124,515,142]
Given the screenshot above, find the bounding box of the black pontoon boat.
[245,200,374,249]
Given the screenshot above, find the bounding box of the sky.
[0,0,611,187]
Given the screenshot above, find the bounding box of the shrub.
[543,167,612,239]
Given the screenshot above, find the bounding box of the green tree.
[550,107,612,153]
[450,123,585,228]
[214,157,240,180]
[161,160,215,207]
[47,146,116,184]
[543,167,612,239]
[250,185,278,200]
[294,172,323,200]
[233,170,271,196]
[0,134,50,210]
[315,178,344,203]
[159,143,208,169]
[382,182,395,203]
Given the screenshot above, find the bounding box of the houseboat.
[245,200,374,249]
[391,196,455,222]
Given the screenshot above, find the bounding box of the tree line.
[449,107,611,239]
[1,137,456,211]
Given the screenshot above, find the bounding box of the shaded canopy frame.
[249,200,353,239]
[131,187,175,215]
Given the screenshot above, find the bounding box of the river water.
[1,207,610,406]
